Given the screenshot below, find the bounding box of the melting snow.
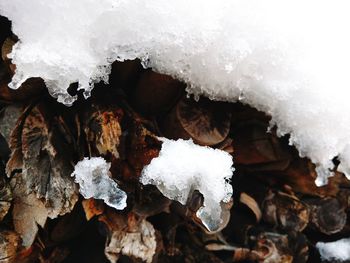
[1,0,350,185]
[140,138,233,232]
[71,157,127,210]
[316,238,350,262]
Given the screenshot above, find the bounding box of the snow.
[140,138,233,232]
[1,0,350,185]
[71,157,127,210]
[316,238,350,262]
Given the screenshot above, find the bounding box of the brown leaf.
[84,106,122,158]
[82,198,105,221]
[232,119,291,169]
[132,70,184,115]
[0,230,21,263]
[125,120,161,178]
[0,105,23,143]
[15,105,78,218]
[100,211,157,263]
[262,191,309,232]
[305,197,347,235]
[10,173,48,247]
[0,177,12,222]
[6,103,35,177]
[0,78,45,103]
[5,104,78,246]
[161,96,232,146]
[1,37,16,75]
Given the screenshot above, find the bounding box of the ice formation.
[140,138,233,232]
[71,157,127,210]
[316,238,350,262]
[1,0,350,185]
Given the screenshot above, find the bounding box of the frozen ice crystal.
[71,157,127,210]
[140,138,233,232]
[316,238,350,262]
[1,0,350,185]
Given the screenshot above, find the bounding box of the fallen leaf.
[100,211,157,263]
[0,230,21,263]
[82,198,105,221]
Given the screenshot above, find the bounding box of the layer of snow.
[316,238,350,262]
[140,138,233,232]
[1,0,350,185]
[71,157,127,210]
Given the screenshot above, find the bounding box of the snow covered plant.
[141,139,233,232]
[1,0,350,185]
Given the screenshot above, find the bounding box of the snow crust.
[316,238,350,262]
[140,139,233,232]
[1,0,350,185]
[71,157,127,210]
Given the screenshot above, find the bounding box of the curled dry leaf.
[262,191,309,232]
[232,120,292,170]
[126,120,161,178]
[0,177,12,221]
[161,96,232,146]
[81,199,105,221]
[132,70,184,115]
[0,230,21,263]
[0,78,46,104]
[133,185,171,218]
[305,197,347,235]
[10,173,49,247]
[280,159,350,197]
[240,192,262,222]
[4,104,78,247]
[1,37,16,75]
[7,105,78,218]
[232,247,264,262]
[100,211,157,263]
[253,231,308,263]
[84,105,123,158]
[0,105,23,144]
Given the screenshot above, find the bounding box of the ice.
[140,138,233,232]
[71,157,127,210]
[316,238,350,262]
[1,0,350,185]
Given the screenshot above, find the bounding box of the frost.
[1,0,350,185]
[140,138,233,232]
[71,157,127,210]
[316,238,350,262]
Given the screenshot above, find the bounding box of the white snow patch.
[140,138,233,232]
[71,157,127,210]
[316,238,350,262]
[1,0,350,185]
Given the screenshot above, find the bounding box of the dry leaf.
[84,106,122,158]
[100,212,157,263]
[0,230,21,263]
[12,105,78,218]
[10,173,48,247]
[0,177,12,221]
[82,198,105,221]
